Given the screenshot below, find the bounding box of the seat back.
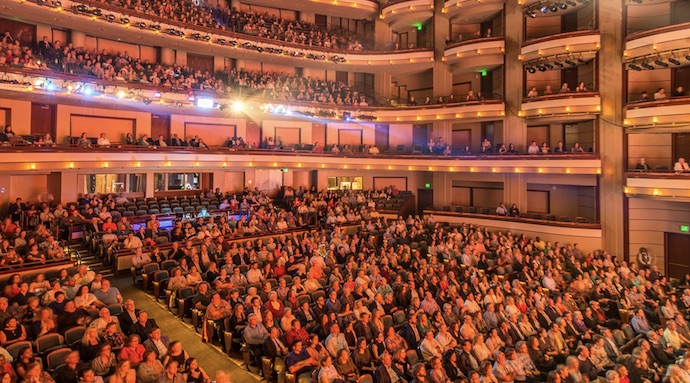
[622,323,635,340]
[406,349,420,365]
[46,348,72,371]
[64,326,86,346]
[36,333,64,354]
[142,263,160,275]
[6,341,32,359]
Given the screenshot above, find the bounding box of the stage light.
[117,90,125,98]
[538,63,547,71]
[549,5,558,11]
[83,87,92,95]
[641,62,654,70]
[554,61,564,68]
[545,63,554,69]
[565,0,576,5]
[559,2,567,9]
[196,98,214,108]
[105,14,115,22]
[45,82,54,91]
[540,6,548,13]
[565,58,576,66]
[232,102,244,112]
[628,63,641,71]
[91,8,102,16]
[154,91,161,98]
[669,57,681,66]
[526,66,536,74]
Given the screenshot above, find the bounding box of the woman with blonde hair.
[78,327,104,362]
[108,360,136,383]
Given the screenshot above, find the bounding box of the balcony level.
[444,37,505,69]
[625,22,690,59]
[520,92,600,120]
[442,0,503,22]
[626,172,690,200]
[0,148,602,176]
[4,0,434,71]
[624,96,690,128]
[521,30,600,62]
[380,0,434,30]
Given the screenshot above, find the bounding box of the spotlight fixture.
[628,63,642,71]
[554,61,564,68]
[668,57,681,66]
[134,21,146,28]
[526,66,536,74]
[217,38,226,45]
[105,14,115,22]
[630,0,642,3]
[191,32,202,40]
[559,2,568,9]
[538,62,547,72]
[53,0,61,6]
[528,10,537,18]
[641,61,655,70]
[545,63,554,70]
[203,35,211,41]
[74,4,88,12]
[565,58,576,66]
[686,55,690,61]
[654,59,668,68]
[120,17,129,24]
[540,5,549,13]
[143,98,152,105]
[565,0,576,5]
[149,24,161,31]
[332,55,346,63]
[549,4,558,11]
[91,8,102,16]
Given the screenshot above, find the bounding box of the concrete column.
[503,173,527,213]
[374,19,393,50]
[432,0,449,60]
[175,50,187,66]
[432,62,452,98]
[145,172,155,198]
[60,172,79,203]
[432,121,452,147]
[598,0,625,257]
[503,0,527,151]
[161,47,175,66]
[70,30,86,49]
[214,56,226,73]
[374,72,392,102]
[432,171,451,207]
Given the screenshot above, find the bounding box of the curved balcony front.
[444,37,505,70]
[245,0,379,20]
[626,173,690,200]
[520,92,601,119]
[624,21,690,60]
[4,0,434,71]
[624,96,690,128]
[442,0,504,22]
[521,30,600,62]
[380,0,434,29]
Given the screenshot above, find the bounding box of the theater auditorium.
[0,0,688,382]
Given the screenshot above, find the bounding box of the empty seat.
[123,211,135,217]
[173,207,184,213]
[546,215,556,221]
[559,216,572,222]
[468,207,477,213]
[136,210,148,216]
[454,206,463,213]
[480,208,490,215]
[161,208,172,214]
[575,216,587,223]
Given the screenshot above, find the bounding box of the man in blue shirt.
[285,340,317,383]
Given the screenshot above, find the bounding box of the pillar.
[161,47,175,66]
[214,56,226,72]
[70,30,86,49]
[374,19,392,50]
[145,171,156,198]
[598,0,625,257]
[175,50,187,66]
[432,121,452,148]
[503,173,527,213]
[374,72,392,102]
[299,12,315,24]
[432,0,449,61]
[432,172,451,207]
[503,0,527,151]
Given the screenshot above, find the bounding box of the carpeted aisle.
[112,277,261,383]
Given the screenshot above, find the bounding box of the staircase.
[68,242,113,279]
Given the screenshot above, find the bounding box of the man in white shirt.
[674,157,690,172]
[527,141,540,154]
[97,133,111,147]
[124,232,143,249]
[132,248,152,268]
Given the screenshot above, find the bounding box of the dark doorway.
[666,232,690,279]
[151,115,171,141]
[413,125,429,147]
[673,133,690,163]
[561,12,578,33]
[374,124,389,151]
[30,103,56,138]
[417,188,434,215]
[451,130,471,151]
[562,68,578,91]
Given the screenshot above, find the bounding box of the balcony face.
[4,0,434,71]
[520,92,600,119]
[520,30,600,62]
[0,149,601,175]
[624,21,690,60]
[444,37,505,69]
[624,96,690,128]
[626,172,690,200]
[380,0,434,30]
[442,0,503,22]
[246,0,379,20]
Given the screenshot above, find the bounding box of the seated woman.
[118,335,145,365]
[0,317,27,347]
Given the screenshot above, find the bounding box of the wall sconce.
[29,163,37,170]
[68,162,74,169]
[165,161,172,167]
[103,162,109,168]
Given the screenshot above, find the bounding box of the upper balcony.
[521,30,600,62]
[444,37,505,69]
[442,0,504,21]
[0,66,506,124]
[625,22,690,61]
[520,92,600,120]
[4,0,434,72]
[624,96,690,128]
[380,0,434,30]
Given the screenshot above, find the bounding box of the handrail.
[424,209,602,229]
[626,170,690,178]
[624,95,690,109]
[522,91,600,103]
[444,36,505,50]
[0,145,601,160]
[625,21,690,42]
[523,29,600,46]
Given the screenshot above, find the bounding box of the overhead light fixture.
[105,14,115,22]
[654,59,668,67]
[628,63,642,71]
[559,2,568,8]
[565,0,576,5]
[545,63,554,69]
[526,66,536,73]
[554,61,564,68]
[669,57,681,66]
[565,58,576,66]
[549,4,559,11]
[91,8,102,16]
[540,5,549,13]
[538,62,547,71]
[641,61,655,70]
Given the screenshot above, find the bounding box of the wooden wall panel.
[70,115,135,139]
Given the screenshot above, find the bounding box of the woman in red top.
[118,335,146,365]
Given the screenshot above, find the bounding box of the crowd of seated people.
[96,0,368,50]
[636,87,686,102]
[526,141,587,155]
[408,91,486,106]
[444,29,495,45]
[117,189,690,383]
[526,82,589,98]
[0,35,373,107]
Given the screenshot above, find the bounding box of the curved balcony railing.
[444,36,505,65]
[442,0,503,20]
[521,30,600,61]
[380,0,434,26]
[626,171,690,199]
[624,95,690,128]
[624,21,690,60]
[520,91,601,118]
[0,66,505,123]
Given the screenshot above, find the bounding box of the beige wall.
[316,169,432,192]
[326,122,377,146]
[170,114,247,144]
[627,133,672,170]
[262,120,312,145]
[627,197,690,273]
[56,104,151,143]
[388,124,414,147]
[9,174,48,203]
[0,99,32,136]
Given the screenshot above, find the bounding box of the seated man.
[285,340,318,383]
[674,157,690,172]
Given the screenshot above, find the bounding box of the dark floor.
[111,277,261,383]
